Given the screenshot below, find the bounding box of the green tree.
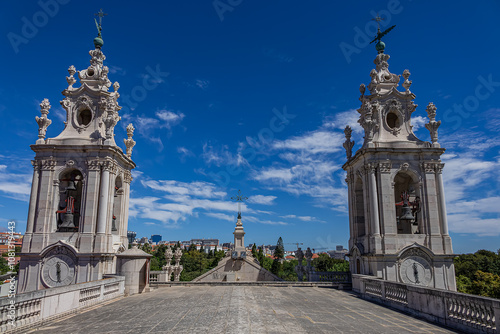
[454,249,500,298]
[251,244,257,257]
[470,271,500,299]
[271,258,281,276]
[141,243,152,253]
[257,247,264,265]
[0,257,10,275]
[274,237,284,260]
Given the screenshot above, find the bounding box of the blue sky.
[0,1,499,254]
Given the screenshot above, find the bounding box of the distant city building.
[328,245,348,260]
[0,232,23,245]
[151,234,162,244]
[139,237,149,244]
[169,239,219,253]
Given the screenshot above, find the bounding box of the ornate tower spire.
[18,12,136,293]
[342,22,455,291]
[231,190,247,256]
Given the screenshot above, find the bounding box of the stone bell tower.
[18,19,137,293]
[342,29,456,290]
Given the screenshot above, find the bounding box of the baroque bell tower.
[18,14,137,293]
[342,26,456,290]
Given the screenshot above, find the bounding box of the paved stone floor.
[31,286,459,333]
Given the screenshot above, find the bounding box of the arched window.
[112,176,124,234]
[354,177,366,237]
[57,169,83,232]
[394,172,420,234]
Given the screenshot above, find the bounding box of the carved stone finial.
[36,99,52,144]
[402,69,412,92]
[113,81,120,92]
[66,65,76,88]
[103,101,121,144]
[359,83,366,96]
[343,125,355,160]
[425,102,441,147]
[124,123,136,158]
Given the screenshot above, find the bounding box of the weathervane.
[93,9,107,48]
[94,8,107,37]
[369,14,396,53]
[231,190,248,219]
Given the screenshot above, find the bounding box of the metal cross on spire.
[94,8,107,37]
[231,190,248,219]
[371,14,385,31]
[369,14,396,46]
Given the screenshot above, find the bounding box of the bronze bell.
[399,204,415,222]
[66,180,77,191]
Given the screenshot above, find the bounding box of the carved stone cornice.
[379,162,392,173]
[124,170,133,184]
[422,162,438,174]
[31,160,41,171]
[435,163,445,174]
[40,159,56,171]
[85,159,101,171]
[364,163,377,174]
[102,160,118,174]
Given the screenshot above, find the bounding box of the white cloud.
[273,130,343,154]
[323,109,363,134]
[141,179,226,198]
[281,214,319,222]
[201,142,248,167]
[177,147,193,159]
[195,79,210,90]
[248,195,277,205]
[440,132,500,236]
[411,116,427,131]
[156,110,185,127]
[0,165,32,201]
[204,212,235,222]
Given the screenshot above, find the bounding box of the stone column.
[435,164,448,235]
[22,161,41,252]
[367,164,380,235]
[51,179,60,231]
[122,171,132,246]
[345,171,355,249]
[97,162,111,234]
[26,161,40,234]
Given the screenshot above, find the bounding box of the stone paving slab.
[30,286,460,334]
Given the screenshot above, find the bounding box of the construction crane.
[285,242,303,250]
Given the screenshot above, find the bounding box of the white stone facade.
[343,51,456,291]
[18,45,136,293]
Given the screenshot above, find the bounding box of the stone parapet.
[353,274,499,334]
[0,275,124,333]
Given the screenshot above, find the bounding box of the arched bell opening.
[354,177,366,237]
[57,169,83,232]
[112,176,124,234]
[394,171,421,234]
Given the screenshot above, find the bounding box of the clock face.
[42,254,76,288]
[399,256,432,286]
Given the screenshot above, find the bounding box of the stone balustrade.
[150,271,172,283]
[307,271,351,284]
[353,274,500,334]
[0,275,125,333]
